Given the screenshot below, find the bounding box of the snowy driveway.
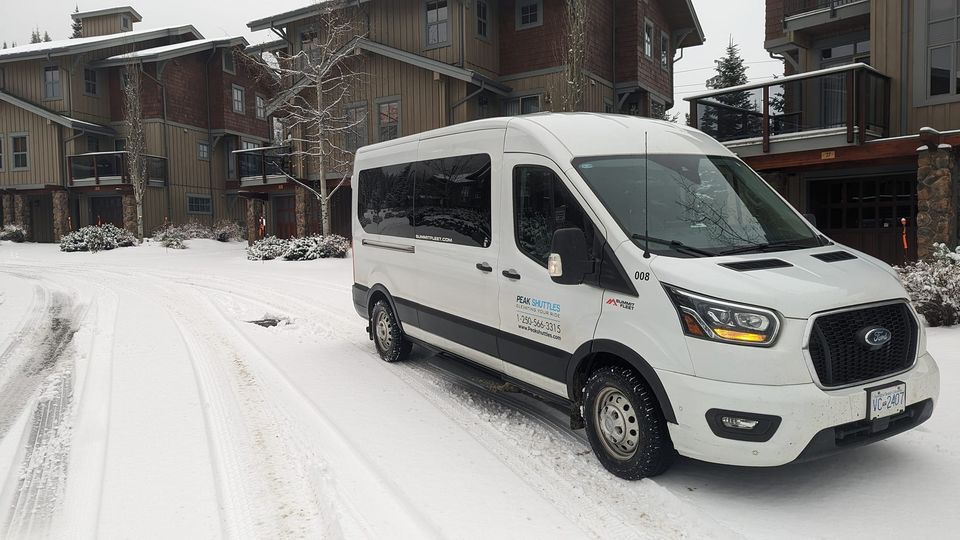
[0,240,957,539]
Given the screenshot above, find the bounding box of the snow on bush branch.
[896,243,960,327]
[152,220,244,249]
[246,234,349,261]
[0,224,26,243]
[60,225,136,253]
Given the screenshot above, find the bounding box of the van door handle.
[476,262,493,273]
[502,269,521,280]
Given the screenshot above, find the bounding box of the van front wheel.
[583,365,674,479]
[371,300,412,363]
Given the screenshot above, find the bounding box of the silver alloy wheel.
[594,386,641,460]
[374,310,393,350]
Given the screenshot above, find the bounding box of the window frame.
[83,67,99,96]
[660,31,671,71]
[0,133,4,171]
[504,94,541,116]
[11,133,29,171]
[914,0,960,105]
[476,0,490,40]
[424,0,451,49]
[644,19,655,58]
[231,84,245,114]
[376,97,401,142]
[121,15,131,30]
[87,135,100,153]
[186,194,213,215]
[222,49,236,74]
[198,141,210,161]
[255,94,267,120]
[0,66,6,90]
[516,0,543,30]
[42,65,61,101]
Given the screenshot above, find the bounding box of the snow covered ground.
[0,239,957,539]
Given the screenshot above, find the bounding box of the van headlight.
[665,286,781,346]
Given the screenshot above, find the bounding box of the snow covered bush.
[246,236,290,261]
[896,243,960,327]
[212,220,244,242]
[0,224,26,242]
[282,234,350,261]
[60,224,136,253]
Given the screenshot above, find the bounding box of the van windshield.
[573,154,821,257]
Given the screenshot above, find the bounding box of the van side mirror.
[802,213,817,227]
[549,228,589,285]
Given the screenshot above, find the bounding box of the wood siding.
[0,101,63,187]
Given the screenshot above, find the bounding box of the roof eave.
[91,37,249,68]
[247,0,372,32]
[0,25,203,64]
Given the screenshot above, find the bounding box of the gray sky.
[0,0,775,116]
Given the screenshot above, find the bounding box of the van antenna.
[643,131,651,259]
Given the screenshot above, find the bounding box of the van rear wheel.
[583,365,674,479]
[371,300,412,363]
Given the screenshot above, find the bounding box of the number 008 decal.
[634,271,650,281]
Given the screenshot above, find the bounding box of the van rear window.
[357,153,492,248]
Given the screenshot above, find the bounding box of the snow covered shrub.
[282,234,350,261]
[0,224,26,242]
[60,224,136,253]
[896,243,960,327]
[212,220,244,242]
[246,236,289,261]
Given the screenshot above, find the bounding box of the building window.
[378,100,400,141]
[476,0,489,38]
[346,104,367,152]
[226,138,237,179]
[0,67,5,90]
[187,195,212,215]
[516,0,542,30]
[232,85,245,114]
[256,95,266,119]
[121,15,131,30]
[43,66,61,100]
[87,135,100,153]
[12,134,28,170]
[223,50,236,74]
[0,134,4,171]
[660,32,670,70]
[426,1,450,47]
[644,20,654,58]
[198,141,210,161]
[504,95,541,115]
[115,139,126,151]
[83,68,98,96]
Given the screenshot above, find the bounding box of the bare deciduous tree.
[122,66,148,241]
[248,3,367,236]
[558,0,587,112]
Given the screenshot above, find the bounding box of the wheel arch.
[566,339,677,424]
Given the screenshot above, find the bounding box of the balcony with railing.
[686,63,890,158]
[783,0,870,32]
[235,146,293,187]
[68,152,168,187]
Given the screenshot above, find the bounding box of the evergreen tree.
[2,42,7,49]
[43,31,52,42]
[30,29,42,44]
[71,6,83,39]
[700,38,759,141]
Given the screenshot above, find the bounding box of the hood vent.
[720,259,793,272]
[812,251,857,263]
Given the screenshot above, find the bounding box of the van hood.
[649,246,908,319]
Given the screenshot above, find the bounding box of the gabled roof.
[248,1,372,32]
[0,90,116,136]
[71,5,143,22]
[91,37,248,68]
[667,0,706,48]
[0,25,202,64]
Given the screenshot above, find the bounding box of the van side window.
[416,154,492,247]
[357,163,416,238]
[514,165,597,266]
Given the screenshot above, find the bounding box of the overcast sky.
[0,0,775,116]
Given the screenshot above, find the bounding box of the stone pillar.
[121,193,136,234]
[13,194,30,240]
[295,185,307,238]
[246,198,264,246]
[916,146,958,259]
[1,194,13,226]
[52,191,69,241]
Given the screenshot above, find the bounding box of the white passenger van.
[351,113,939,479]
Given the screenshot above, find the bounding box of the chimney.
[71,6,143,38]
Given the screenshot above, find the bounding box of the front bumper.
[660,352,940,467]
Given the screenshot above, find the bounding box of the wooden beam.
[743,133,960,171]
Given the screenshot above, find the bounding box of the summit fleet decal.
[514,295,562,341]
[605,297,636,311]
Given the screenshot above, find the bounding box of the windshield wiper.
[719,240,818,256]
[630,234,716,258]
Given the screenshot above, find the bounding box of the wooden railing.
[68,152,167,186]
[783,0,865,19]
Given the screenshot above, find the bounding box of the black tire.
[583,365,674,479]
[371,299,412,363]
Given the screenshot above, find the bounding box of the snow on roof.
[98,37,248,64]
[71,5,143,22]
[0,25,202,63]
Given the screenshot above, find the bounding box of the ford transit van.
[351,113,939,479]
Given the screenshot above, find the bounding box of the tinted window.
[514,165,597,265]
[416,154,492,247]
[357,163,415,237]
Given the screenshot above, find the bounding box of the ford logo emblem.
[858,326,892,349]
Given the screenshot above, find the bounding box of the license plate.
[867,382,906,420]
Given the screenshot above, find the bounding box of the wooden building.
[687,0,960,264]
[0,6,273,242]
[244,0,705,240]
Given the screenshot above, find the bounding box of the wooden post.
[688,100,698,129]
[857,69,867,144]
[845,70,855,144]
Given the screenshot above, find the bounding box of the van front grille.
[807,303,918,387]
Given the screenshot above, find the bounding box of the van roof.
[355,113,734,161]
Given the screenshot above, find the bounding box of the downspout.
[449,81,485,124]
[205,47,218,221]
[460,0,467,68]
[140,62,172,221]
[900,0,909,136]
[612,0,617,112]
